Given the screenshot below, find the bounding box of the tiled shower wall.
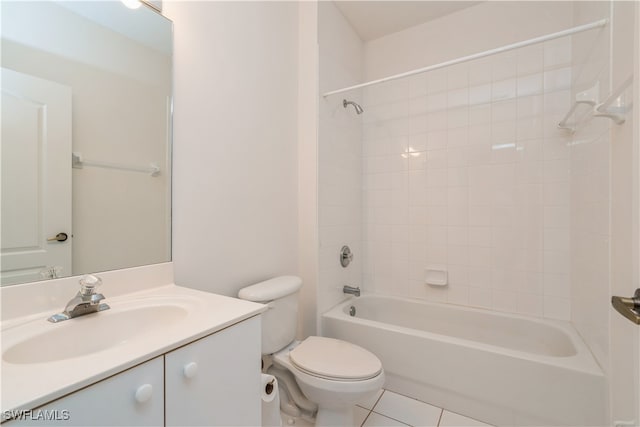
[569,1,611,370]
[317,1,364,316]
[361,38,575,320]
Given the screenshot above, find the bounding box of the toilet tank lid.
[238,276,302,302]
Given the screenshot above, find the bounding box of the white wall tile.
[448,285,470,305]
[427,69,448,94]
[448,89,469,109]
[447,64,469,90]
[543,67,572,92]
[447,127,469,147]
[516,292,544,317]
[447,168,468,187]
[356,24,576,321]
[517,44,544,75]
[492,78,517,101]
[518,94,544,118]
[544,37,572,69]
[426,130,447,150]
[492,290,517,312]
[426,187,447,206]
[492,53,518,81]
[468,59,492,86]
[544,295,570,320]
[448,107,469,128]
[408,73,429,98]
[517,73,543,97]
[469,84,492,105]
[469,287,492,308]
[543,272,570,298]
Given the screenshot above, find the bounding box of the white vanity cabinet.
[165,315,261,426]
[6,357,164,426]
[4,316,262,427]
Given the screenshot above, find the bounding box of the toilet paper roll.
[261,374,282,427]
[262,373,277,403]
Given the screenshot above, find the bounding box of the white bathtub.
[322,295,606,426]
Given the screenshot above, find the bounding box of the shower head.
[343,99,364,115]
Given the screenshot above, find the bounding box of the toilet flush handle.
[183,362,198,379]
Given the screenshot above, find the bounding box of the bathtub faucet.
[343,285,360,297]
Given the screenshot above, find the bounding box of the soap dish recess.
[425,269,447,286]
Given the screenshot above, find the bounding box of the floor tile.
[354,405,371,426]
[357,389,385,410]
[363,412,410,427]
[372,390,442,427]
[439,410,493,427]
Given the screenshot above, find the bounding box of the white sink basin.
[3,303,188,365]
[1,283,267,415]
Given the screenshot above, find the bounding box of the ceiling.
[333,1,482,41]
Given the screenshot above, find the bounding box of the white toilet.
[238,276,385,426]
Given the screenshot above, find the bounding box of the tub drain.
[349,306,356,316]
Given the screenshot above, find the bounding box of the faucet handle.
[79,274,102,296]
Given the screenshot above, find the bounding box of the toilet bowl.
[238,276,385,426]
[273,338,385,425]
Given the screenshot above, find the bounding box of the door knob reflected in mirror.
[47,232,68,242]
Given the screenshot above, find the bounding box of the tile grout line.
[361,388,493,427]
[359,389,385,427]
[368,410,412,427]
[376,388,438,409]
[436,408,444,427]
[368,388,443,427]
[359,409,372,427]
[369,389,386,410]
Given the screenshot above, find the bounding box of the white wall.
[357,1,575,319]
[297,0,320,338]
[317,1,364,320]
[165,2,300,297]
[363,2,574,81]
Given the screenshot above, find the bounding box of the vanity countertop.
[1,284,266,416]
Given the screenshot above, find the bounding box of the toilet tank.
[238,276,302,354]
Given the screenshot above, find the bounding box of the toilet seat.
[289,336,382,381]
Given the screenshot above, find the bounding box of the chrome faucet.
[47,275,110,323]
[343,285,361,297]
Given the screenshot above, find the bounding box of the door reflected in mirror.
[1,1,172,286]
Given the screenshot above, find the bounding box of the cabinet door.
[165,316,261,426]
[5,357,163,426]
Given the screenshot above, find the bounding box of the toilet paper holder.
[265,378,275,395]
[261,373,282,427]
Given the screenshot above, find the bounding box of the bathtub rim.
[322,293,603,377]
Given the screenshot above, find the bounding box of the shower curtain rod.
[322,18,608,98]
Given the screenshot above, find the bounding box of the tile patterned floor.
[280,388,494,427]
[354,389,494,427]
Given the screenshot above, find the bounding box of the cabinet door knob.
[183,362,198,378]
[135,384,153,403]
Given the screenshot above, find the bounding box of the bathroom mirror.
[0,1,172,286]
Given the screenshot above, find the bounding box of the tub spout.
[343,285,360,297]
